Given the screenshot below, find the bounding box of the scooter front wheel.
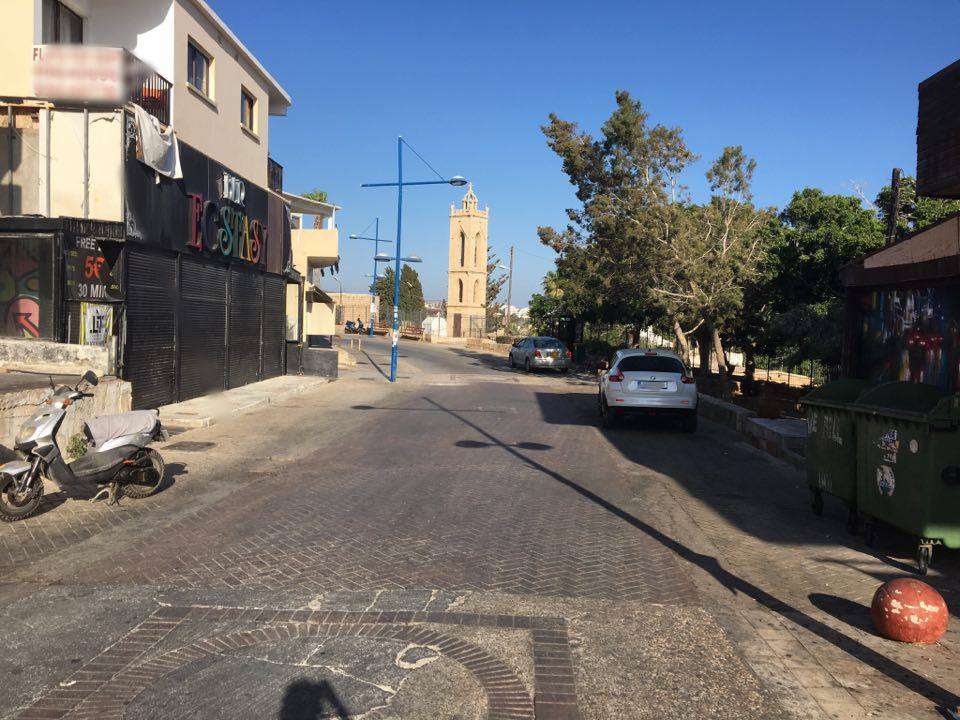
[0,473,43,522]
[122,450,165,499]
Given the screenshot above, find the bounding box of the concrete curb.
[698,393,807,471]
[161,377,331,430]
[697,393,757,433]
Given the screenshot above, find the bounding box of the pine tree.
[486,247,508,332]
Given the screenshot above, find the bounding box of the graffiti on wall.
[0,241,43,338]
[857,286,960,391]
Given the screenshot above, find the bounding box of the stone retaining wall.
[0,378,131,461]
[0,337,113,376]
[698,393,806,470]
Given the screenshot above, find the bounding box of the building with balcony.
[0,0,341,406]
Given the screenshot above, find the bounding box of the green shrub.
[66,433,88,461]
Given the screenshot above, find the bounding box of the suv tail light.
[609,369,624,382]
[565,350,572,359]
[681,375,696,384]
[534,350,542,358]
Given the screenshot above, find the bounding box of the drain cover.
[165,441,216,452]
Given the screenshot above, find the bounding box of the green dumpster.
[852,381,960,574]
[801,379,874,524]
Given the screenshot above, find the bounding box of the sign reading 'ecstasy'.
[186,172,266,264]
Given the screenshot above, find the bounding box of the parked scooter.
[0,371,169,522]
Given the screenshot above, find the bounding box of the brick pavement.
[11,353,957,719]
[13,604,581,720]
[58,453,696,605]
[611,410,960,720]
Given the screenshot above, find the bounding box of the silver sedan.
[508,336,571,373]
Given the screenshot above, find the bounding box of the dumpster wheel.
[916,541,934,576]
[810,487,824,516]
[845,507,859,535]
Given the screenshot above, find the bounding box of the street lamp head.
[448,176,468,187]
[402,255,423,263]
[374,252,393,262]
[348,234,359,239]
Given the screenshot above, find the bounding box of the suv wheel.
[600,396,617,429]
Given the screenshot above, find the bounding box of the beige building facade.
[0,0,290,219]
[446,184,489,338]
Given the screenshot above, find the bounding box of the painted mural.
[857,286,960,392]
[0,239,45,338]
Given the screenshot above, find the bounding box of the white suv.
[598,349,698,432]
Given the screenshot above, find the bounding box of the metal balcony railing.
[129,59,172,126]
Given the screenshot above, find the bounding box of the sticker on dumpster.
[909,438,919,454]
[816,470,832,492]
[877,429,899,464]
[810,411,843,446]
[876,465,896,496]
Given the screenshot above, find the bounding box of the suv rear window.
[617,355,685,373]
[535,338,564,349]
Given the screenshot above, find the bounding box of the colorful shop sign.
[186,171,266,264]
[64,235,123,302]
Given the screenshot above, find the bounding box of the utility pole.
[503,245,514,333]
[886,167,902,247]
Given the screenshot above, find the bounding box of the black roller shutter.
[227,267,261,388]
[262,274,285,379]
[179,257,227,400]
[126,248,177,409]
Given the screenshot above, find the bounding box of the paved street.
[1,336,958,720]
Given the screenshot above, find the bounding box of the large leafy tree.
[538,92,768,370]
[538,91,695,344]
[875,175,960,241]
[765,188,884,367]
[647,145,770,370]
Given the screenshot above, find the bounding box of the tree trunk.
[711,326,729,375]
[697,324,712,375]
[743,348,757,396]
[673,319,692,366]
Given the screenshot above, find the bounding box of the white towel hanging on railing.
[131,103,182,180]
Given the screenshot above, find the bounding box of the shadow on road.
[809,593,876,635]
[279,679,351,720]
[532,390,960,597]
[361,349,409,380]
[455,439,552,451]
[424,394,960,714]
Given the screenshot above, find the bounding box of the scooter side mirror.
[82,370,99,387]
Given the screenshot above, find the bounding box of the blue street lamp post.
[349,218,390,336]
[361,136,467,382]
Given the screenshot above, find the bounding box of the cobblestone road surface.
[1,336,957,720]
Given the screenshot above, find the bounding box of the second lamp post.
[361,136,467,382]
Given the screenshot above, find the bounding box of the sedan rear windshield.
[617,355,685,374]
[535,338,564,349]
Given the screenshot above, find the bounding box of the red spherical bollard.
[871,578,949,644]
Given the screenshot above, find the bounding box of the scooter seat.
[69,446,139,482]
[84,411,159,449]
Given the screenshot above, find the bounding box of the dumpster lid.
[854,381,950,416]
[801,379,874,407]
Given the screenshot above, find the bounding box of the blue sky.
[212,0,958,306]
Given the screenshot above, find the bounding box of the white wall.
[48,109,124,221]
[84,0,175,81]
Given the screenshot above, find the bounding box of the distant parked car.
[508,336,571,373]
[598,348,698,432]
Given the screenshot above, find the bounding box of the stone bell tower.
[446,184,489,337]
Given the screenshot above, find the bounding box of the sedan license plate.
[629,380,667,391]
